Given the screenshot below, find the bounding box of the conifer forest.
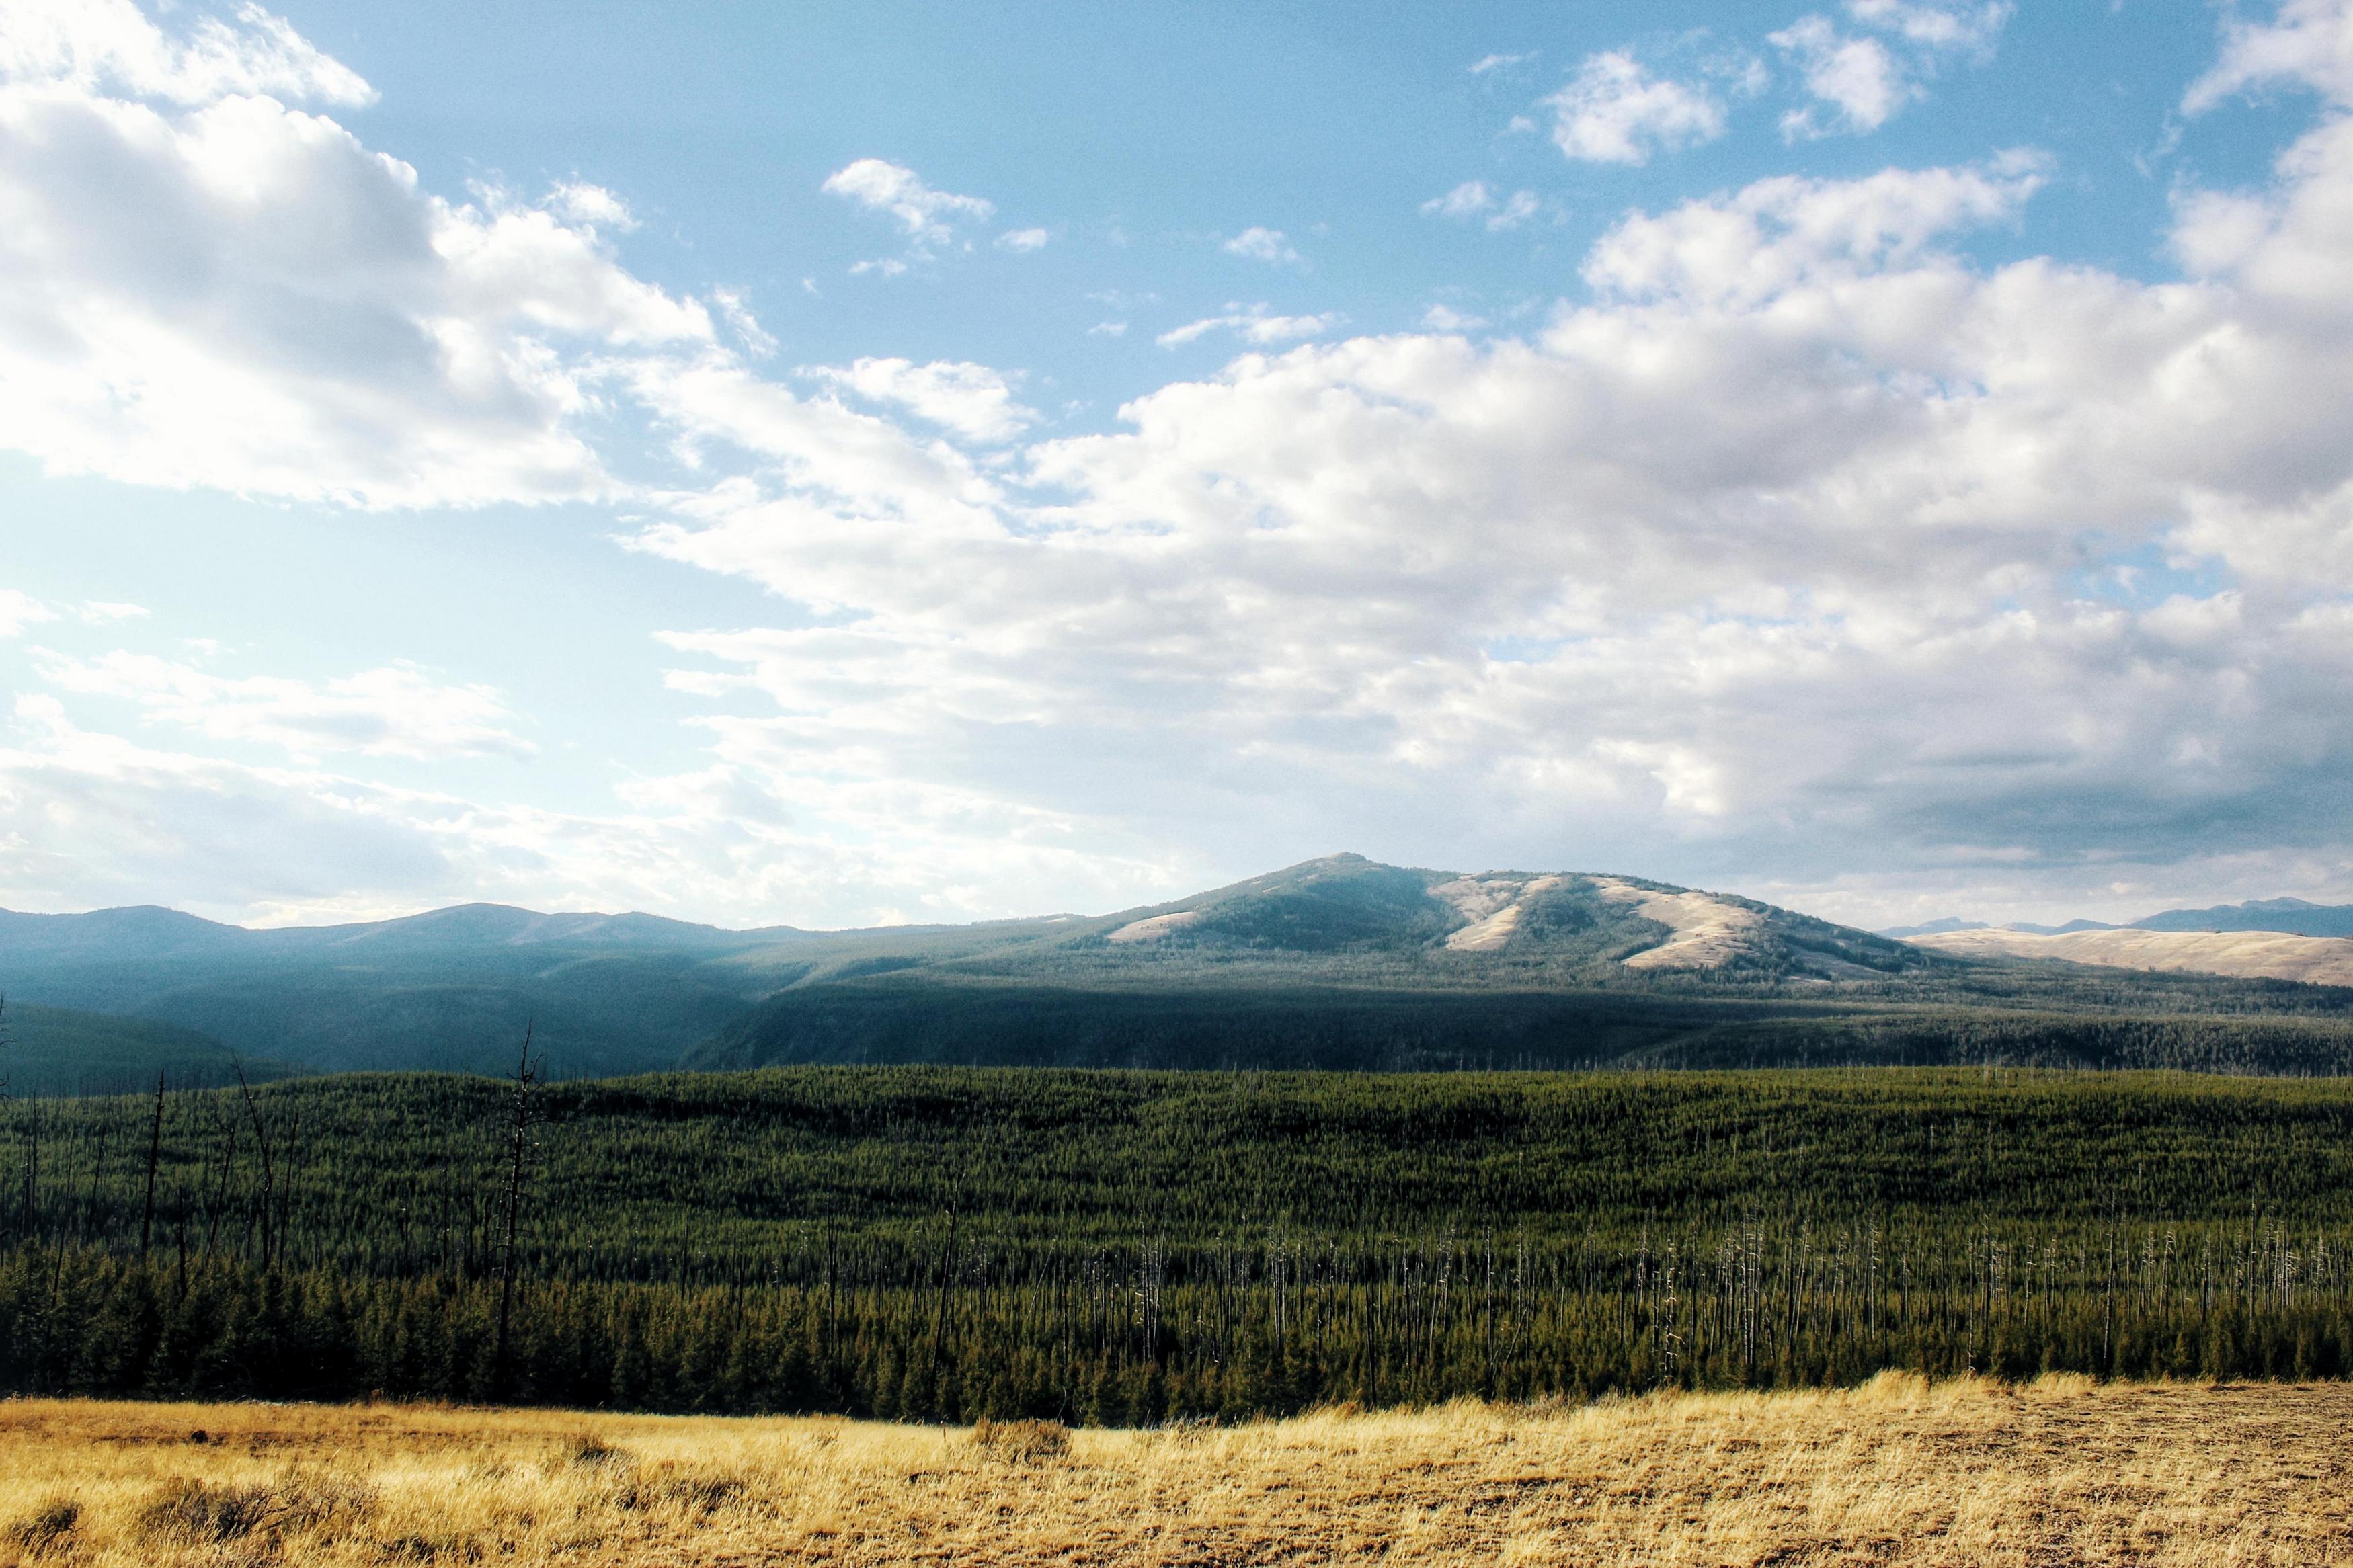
[4,1064,2349,1423]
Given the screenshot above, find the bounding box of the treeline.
[4,1066,2353,1417]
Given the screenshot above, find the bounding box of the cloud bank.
[1,0,2351,931]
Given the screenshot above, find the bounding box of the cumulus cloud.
[0,1,713,508]
[34,651,534,760]
[1847,0,2010,55]
[1420,303,1488,331]
[622,26,2353,921]
[1469,52,1535,75]
[2186,0,2353,112]
[9,0,2353,927]
[996,226,1049,252]
[1155,304,1343,347]
[820,157,994,255]
[1223,226,1302,265]
[544,179,636,232]
[1771,17,1909,136]
[1546,51,1728,165]
[0,0,374,107]
[1774,1,2011,139]
[807,357,1039,445]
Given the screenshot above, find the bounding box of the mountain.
[688,856,2353,1075]
[1878,917,1987,938]
[0,901,820,1080]
[11,856,2353,1085]
[2130,898,2353,938]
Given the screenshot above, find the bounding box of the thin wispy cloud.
[1154,304,1341,347]
[822,157,996,267]
[1222,226,1303,265]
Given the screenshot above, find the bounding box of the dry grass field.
[1,1376,2346,1567]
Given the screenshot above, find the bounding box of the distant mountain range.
[5,856,2350,1087]
[1880,897,2353,941]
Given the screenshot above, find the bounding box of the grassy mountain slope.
[1907,926,2353,988]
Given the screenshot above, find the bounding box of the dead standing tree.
[493,1022,543,1400]
[140,1069,167,1262]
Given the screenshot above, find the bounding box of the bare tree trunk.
[141,1070,166,1262]
[234,1061,277,1272]
[493,1022,539,1399]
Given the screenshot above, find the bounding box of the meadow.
[1,1376,2346,1565]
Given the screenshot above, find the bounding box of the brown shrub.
[5,1498,77,1557]
[971,1416,1070,1464]
[562,1434,629,1467]
[138,1478,280,1544]
[136,1474,373,1546]
[606,1460,748,1515]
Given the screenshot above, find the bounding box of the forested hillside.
[3,1067,2350,1420]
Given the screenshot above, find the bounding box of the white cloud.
[33,651,533,760]
[1470,52,1535,75]
[0,694,1178,927]
[1545,51,1727,165]
[996,226,1050,252]
[1488,190,1542,231]
[1774,2,2011,139]
[1421,182,1544,231]
[2186,0,2353,112]
[0,0,374,107]
[78,600,149,622]
[0,590,56,637]
[621,67,2353,917]
[1421,303,1488,331]
[1581,153,2045,305]
[710,287,778,358]
[1771,17,1909,136]
[545,179,636,232]
[808,357,1039,445]
[848,257,908,278]
[1088,320,1129,337]
[1223,226,1302,265]
[0,5,713,509]
[9,0,2353,927]
[1423,181,1495,220]
[1155,304,1343,348]
[820,157,993,253]
[1847,0,2010,56]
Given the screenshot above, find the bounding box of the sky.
[2,0,2352,933]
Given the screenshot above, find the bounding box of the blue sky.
[3,0,2352,931]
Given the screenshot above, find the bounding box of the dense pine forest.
[3,1063,2350,1421]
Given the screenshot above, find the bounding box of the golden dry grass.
[1,1374,2348,1565]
